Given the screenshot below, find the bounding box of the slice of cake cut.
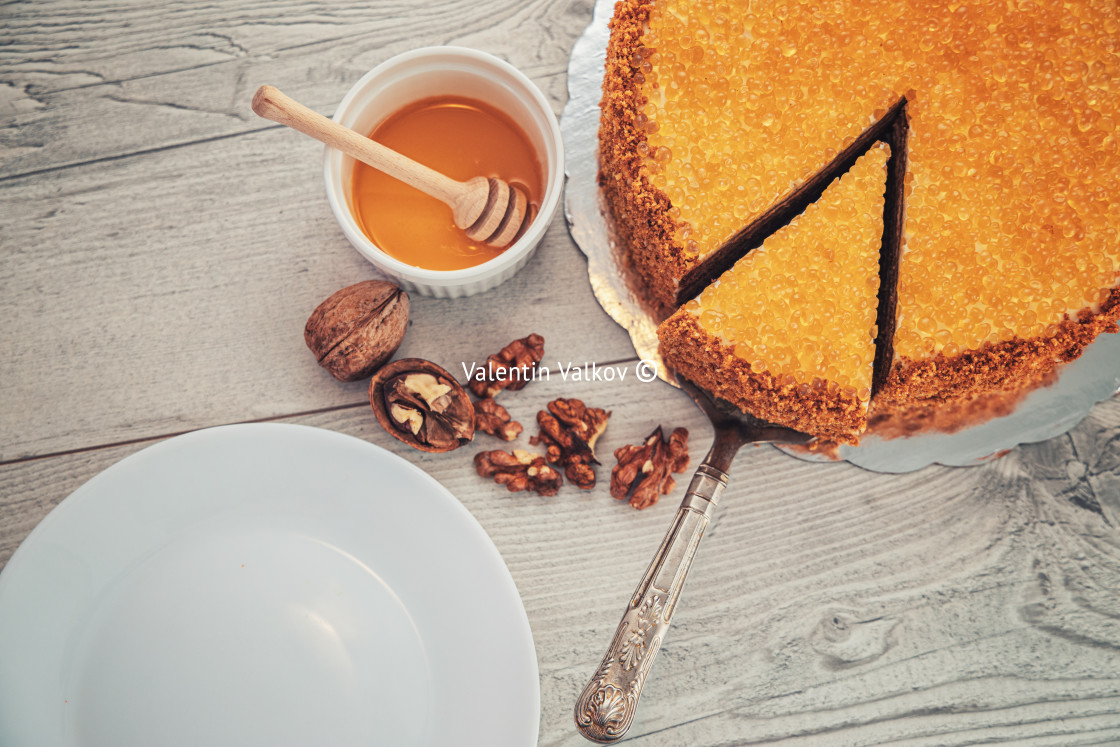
[658,144,891,443]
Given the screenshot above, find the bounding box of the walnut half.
[475,449,563,496]
[474,397,523,441]
[370,359,475,452]
[467,333,545,398]
[531,398,610,489]
[610,426,690,509]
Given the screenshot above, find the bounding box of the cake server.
[574,377,811,743]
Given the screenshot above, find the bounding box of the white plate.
[0,424,539,746]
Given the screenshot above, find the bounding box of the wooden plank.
[2,382,1119,745]
[0,0,579,176]
[2,0,441,89]
[0,0,570,90]
[0,123,634,460]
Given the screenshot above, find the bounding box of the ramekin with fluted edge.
[324,47,564,298]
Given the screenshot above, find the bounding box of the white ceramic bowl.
[324,47,564,298]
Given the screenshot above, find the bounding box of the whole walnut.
[304,280,409,382]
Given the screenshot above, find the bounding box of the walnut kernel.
[475,449,563,496]
[474,397,523,441]
[611,426,690,509]
[467,333,545,398]
[531,398,610,489]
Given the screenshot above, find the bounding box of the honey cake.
[602,0,1120,435]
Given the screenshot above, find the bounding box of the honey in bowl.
[350,96,544,271]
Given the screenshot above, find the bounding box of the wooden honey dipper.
[252,85,530,248]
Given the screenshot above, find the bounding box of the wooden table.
[3,1,1120,744]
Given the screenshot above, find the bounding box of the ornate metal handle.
[574,463,728,742]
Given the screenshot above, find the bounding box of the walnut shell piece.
[304,280,409,382]
[610,426,690,510]
[370,358,474,452]
[475,449,563,497]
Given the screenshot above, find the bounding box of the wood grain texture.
[0,0,588,176]
[3,383,1119,745]
[2,0,1120,744]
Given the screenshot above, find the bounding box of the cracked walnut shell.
[370,358,474,452]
